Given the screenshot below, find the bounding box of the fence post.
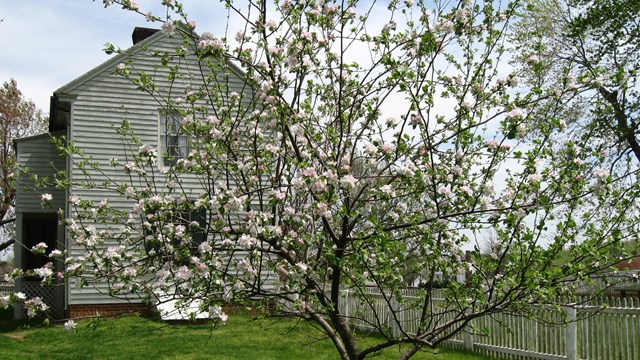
[344,289,350,319]
[565,306,577,360]
[463,309,474,351]
[391,293,400,338]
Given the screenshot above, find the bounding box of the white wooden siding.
[61,31,255,305]
[15,132,66,213]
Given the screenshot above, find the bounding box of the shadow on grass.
[0,308,49,333]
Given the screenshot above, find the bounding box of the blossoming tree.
[511,0,640,166]
[0,79,47,253]
[6,0,640,359]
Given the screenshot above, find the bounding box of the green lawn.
[0,309,496,359]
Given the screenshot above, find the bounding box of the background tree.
[8,1,640,359]
[511,0,640,164]
[511,0,640,268]
[0,79,47,254]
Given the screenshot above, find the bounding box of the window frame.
[159,110,188,167]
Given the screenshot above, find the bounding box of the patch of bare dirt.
[3,331,28,340]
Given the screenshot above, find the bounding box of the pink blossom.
[502,187,516,200]
[505,108,522,119]
[594,169,609,180]
[340,175,357,189]
[238,234,257,248]
[364,142,377,154]
[439,186,452,197]
[380,185,396,196]
[324,4,339,12]
[269,47,283,56]
[435,20,454,33]
[238,259,257,276]
[64,320,77,332]
[69,195,80,205]
[312,179,327,193]
[483,181,495,196]
[271,190,286,201]
[379,143,395,154]
[162,21,175,36]
[314,202,330,217]
[301,32,313,41]
[124,161,136,173]
[0,295,9,309]
[34,266,53,279]
[383,20,397,32]
[209,305,228,323]
[480,196,491,209]
[486,139,500,149]
[528,173,542,183]
[527,54,540,63]
[296,262,308,272]
[199,242,212,254]
[300,167,317,178]
[24,297,49,317]
[31,242,48,253]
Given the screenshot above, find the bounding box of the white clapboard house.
[13,27,250,319]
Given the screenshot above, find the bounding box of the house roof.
[53,28,167,96]
[13,130,66,156]
[54,26,248,97]
[14,130,65,144]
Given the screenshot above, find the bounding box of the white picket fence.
[336,289,640,360]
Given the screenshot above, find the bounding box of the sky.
[0,1,229,112]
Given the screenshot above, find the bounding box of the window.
[160,112,187,166]
[178,207,208,245]
[144,206,208,259]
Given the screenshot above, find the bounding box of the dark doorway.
[21,214,65,319]
[23,217,58,272]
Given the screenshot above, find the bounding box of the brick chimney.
[132,27,160,45]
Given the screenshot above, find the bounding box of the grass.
[0,309,496,359]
